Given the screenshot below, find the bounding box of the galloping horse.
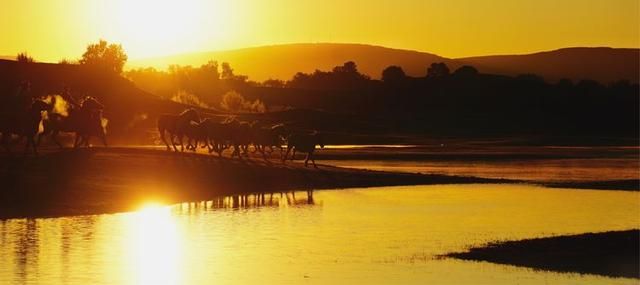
[74,96,107,148]
[283,131,325,168]
[0,99,52,155]
[157,108,200,152]
[40,96,107,148]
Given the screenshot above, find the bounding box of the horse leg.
[73,134,79,148]
[159,128,171,151]
[179,135,185,152]
[304,152,309,167]
[23,135,33,156]
[282,145,292,162]
[30,136,38,156]
[52,130,63,149]
[100,134,108,147]
[37,131,45,147]
[171,134,180,152]
[291,148,296,161]
[310,151,317,168]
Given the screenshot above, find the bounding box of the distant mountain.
[129,44,639,84]
[457,47,640,84]
[129,43,455,81]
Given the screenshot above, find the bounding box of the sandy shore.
[0,147,509,219]
[445,230,640,279]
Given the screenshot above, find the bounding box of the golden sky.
[1,0,638,61]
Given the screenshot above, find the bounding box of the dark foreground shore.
[0,147,510,219]
[446,230,640,279]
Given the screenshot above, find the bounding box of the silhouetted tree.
[58,58,77,65]
[426,62,450,78]
[452,65,478,77]
[79,40,128,74]
[221,62,234,79]
[16,52,35,63]
[263,79,285,88]
[286,61,370,90]
[333,61,358,74]
[381,66,406,84]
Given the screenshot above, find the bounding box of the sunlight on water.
[126,203,181,285]
[0,185,638,284]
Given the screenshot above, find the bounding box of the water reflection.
[15,219,39,285]
[0,185,638,285]
[127,205,181,285]
[174,191,316,213]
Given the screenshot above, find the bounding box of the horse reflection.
[14,219,39,285]
[175,190,316,213]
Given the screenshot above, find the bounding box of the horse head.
[181,108,200,123]
[32,99,53,113]
[81,96,104,111]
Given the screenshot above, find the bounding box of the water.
[1,184,638,284]
[324,159,640,182]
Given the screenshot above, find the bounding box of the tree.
[426,62,450,78]
[452,65,478,77]
[263,79,285,88]
[16,52,35,63]
[381,65,406,84]
[79,40,128,74]
[333,61,358,74]
[221,62,234,79]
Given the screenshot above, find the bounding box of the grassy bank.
[446,230,640,279]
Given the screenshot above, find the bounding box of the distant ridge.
[127,43,638,84]
[457,47,640,84]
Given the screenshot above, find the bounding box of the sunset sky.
[1,0,638,61]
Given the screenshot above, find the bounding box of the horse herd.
[0,95,325,167]
[158,108,326,167]
[0,95,107,155]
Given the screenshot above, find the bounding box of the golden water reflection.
[0,185,638,285]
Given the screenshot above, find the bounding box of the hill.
[129,43,455,81]
[458,47,640,84]
[128,44,639,83]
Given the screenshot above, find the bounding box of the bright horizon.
[1,0,638,61]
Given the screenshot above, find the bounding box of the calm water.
[324,159,640,182]
[1,184,639,285]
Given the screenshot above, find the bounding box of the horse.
[157,108,200,152]
[0,99,52,155]
[201,117,233,157]
[250,123,288,160]
[282,131,325,168]
[38,95,109,149]
[183,120,209,152]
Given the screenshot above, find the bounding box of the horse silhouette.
[283,131,325,167]
[157,108,200,152]
[39,96,106,148]
[0,99,52,155]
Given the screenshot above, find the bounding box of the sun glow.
[106,0,230,58]
[127,202,182,285]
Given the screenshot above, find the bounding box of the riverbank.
[445,230,640,279]
[0,147,508,219]
[1,145,637,219]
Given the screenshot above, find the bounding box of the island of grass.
[446,230,640,279]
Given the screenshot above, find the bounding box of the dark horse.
[0,99,52,155]
[283,131,325,168]
[39,96,107,148]
[157,108,200,152]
